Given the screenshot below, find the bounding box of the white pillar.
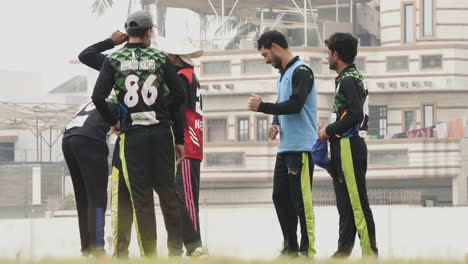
[221,0,225,49]
[453,119,468,206]
[32,167,41,205]
[304,0,308,47]
[260,11,264,33]
[336,0,339,22]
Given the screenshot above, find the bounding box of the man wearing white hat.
[159,37,205,257]
[159,38,204,256]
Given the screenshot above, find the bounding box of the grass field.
[0,257,465,264]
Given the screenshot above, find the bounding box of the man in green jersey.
[318,32,378,258]
[91,11,185,257]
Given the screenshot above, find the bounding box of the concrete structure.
[0,163,64,219]
[1,206,468,260]
[193,0,468,206]
[1,0,467,211]
[380,0,468,46]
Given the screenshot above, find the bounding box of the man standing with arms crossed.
[91,11,185,257]
[248,30,317,258]
[318,32,378,258]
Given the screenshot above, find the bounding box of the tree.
[215,16,262,50]
[215,11,320,50]
[91,0,167,37]
[91,0,114,16]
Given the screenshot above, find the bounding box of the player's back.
[64,98,119,142]
[107,44,173,130]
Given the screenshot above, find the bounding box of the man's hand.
[248,94,262,112]
[268,125,280,140]
[110,121,121,135]
[111,30,128,46]
[318,127,329,141]
[175,144,185,165]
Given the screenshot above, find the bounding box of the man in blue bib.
[248,30,317,258]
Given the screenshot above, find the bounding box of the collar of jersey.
[125,43,148,48]
[335,63,356,83]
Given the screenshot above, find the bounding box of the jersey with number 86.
[107,46,174,129]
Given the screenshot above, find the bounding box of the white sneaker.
[190,247,207,258]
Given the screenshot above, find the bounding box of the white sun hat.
[158,37,204,66]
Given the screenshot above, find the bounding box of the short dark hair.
[125,22,151,38]
[257,30,288,50]
[324,33,358,64]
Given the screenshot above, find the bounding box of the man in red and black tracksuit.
[319,32,378,258]
[161,41,205,256]
[89,11,186,257]
[62,98,119,257]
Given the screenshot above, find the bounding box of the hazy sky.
[0,0,200,94]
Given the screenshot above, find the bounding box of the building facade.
[194,0,468,206]
[1,0,466,209]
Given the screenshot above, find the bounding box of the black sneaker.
[279,248,298,258]
[331,251,350,258]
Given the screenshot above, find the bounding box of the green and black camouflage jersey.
[91,42,184,132]
[326,64,369,139]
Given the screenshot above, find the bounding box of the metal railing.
[196,188,423,207]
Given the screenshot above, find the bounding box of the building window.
[202,61,231,75]
[242,60,271,74]
[355,57,366,72]
[387,56,409,71]
[238,117,250,142]
[309,58,321,73]
[422,0,433,37]
[369,106,387,136]
[403,3,414,43]
[257,117,269,141]
[206,118,227,142]
[0,142,14,162]
[205,153,244,167]
[421,55,442,69]
[404,111,415,131]
[423,105,434,127]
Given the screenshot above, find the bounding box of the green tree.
[91,0,167,37]
[215,16,262,50]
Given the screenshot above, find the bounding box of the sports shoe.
[331,251,350,258]
[190,247,207,257]
[279,248,298,258]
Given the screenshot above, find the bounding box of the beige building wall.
[193,28,468,205]
[198,44,468,135]
[381,0,468,46]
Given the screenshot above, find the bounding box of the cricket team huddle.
[62,10,378,259]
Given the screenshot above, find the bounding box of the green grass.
[1,257,466,264]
